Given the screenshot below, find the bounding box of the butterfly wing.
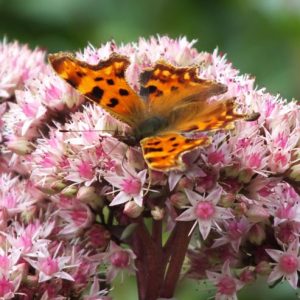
[165,98,250,133]
[140,132,211,171]
[140,61,227,118]
[49,52,145,127]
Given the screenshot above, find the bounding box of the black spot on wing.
[169,137,176,141]
[143,147,163,154]
[107,98,119,108]
[66,78,78,88]
[94,77,103,82]
[148,85,158,94]
[89,86,104,100]
[119,88,129,96]
[76,71,85,78]
[146,141,161,146]
[107,79,114,85]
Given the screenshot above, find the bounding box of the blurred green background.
[2,0,300,101]
[1,0,300,298]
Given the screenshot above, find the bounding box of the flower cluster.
[0,36,300,299]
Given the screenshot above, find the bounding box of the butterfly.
[48,52,258,171]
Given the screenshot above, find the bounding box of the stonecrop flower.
[0,35,299,300]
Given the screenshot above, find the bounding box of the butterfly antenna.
[143,168,153,197]
[59,129,117,134]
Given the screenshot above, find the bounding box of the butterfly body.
[49,52,256,171]
[134,116,169,142]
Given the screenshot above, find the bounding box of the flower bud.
[7,137,34,155]
[223,164,240,177]
[240,268,255,284]
[50,180,67,193]
[36,176,62,195]
[77,186,104,209]
[288,163,300,182]
[176,177,193,191]
[127,148,145,170]
[110,251,130,268]
[246,205,269,223]
[61,185,78,197]
[255,261,271,276]
[238,169,253,183]
[20,205,37,224]
[151,206,165,220]
[248,223,266,245]
[170,192,189,208]
[86,224,111,250]
[220,193,235,208]
[123,201,144,218]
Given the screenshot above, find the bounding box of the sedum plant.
[0,36,299,300]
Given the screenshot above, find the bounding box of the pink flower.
[105,168,148,206]
[212,217,251,252]
[266,239,300,289]
[176,188,233,239]
[102,242,136,282]
[0,39,46,98]
[25,243,75,283]
[83,277,111,300]
[206,260,244,300]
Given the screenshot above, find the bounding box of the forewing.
[139,61,227,117]
[49,52,145,126]
[140,132,211,171]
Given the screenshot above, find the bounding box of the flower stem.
[160,221,194,298]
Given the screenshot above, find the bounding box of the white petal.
[110,192,131,206]
[168,172,182,191]
[199,220,212,240]
[176,207,196,221]
[286,272,298,289]
[268,267,283,284]
[55,271,75,281]
[265,249,283,262]
[184,189,202,205]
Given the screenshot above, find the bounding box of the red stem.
[131,218,193,300]
[160,221,194,298]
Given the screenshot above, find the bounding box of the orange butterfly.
[48,53,256,171]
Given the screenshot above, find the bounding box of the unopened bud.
[61,185,78,197]
[256,261,271,276]
[36,176,62,195]
[77,186,103,209]
[223,165,240,177]
[50,180,67,193]
[7,137,34,155]
[20,206,37,224]
[238,169,253,183]
[246,205,269,223]
[86,224,111,250]
[170,192,189,208]
[220,193,235,208]
[248,223,266,245]
[151,206,165,220]
[288,163,300,182]
[176,177,193,191]
[123,201,144,218]
[240,268,255,284]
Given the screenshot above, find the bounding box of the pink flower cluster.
[0,36,300,299]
